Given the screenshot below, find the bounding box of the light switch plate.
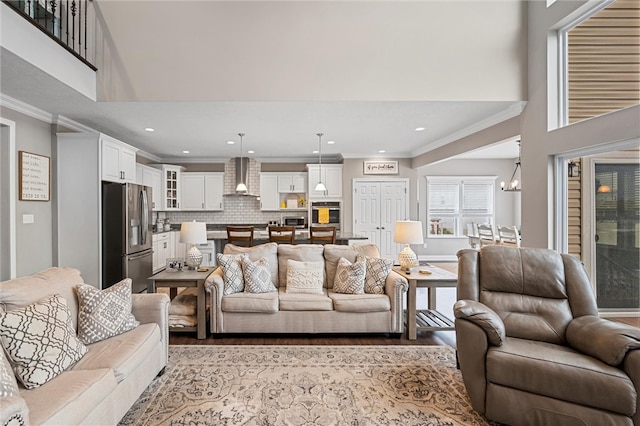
[22,214,34,224]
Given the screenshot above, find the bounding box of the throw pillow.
[0,294,87,389]
[333,257,366,294]
[285,260,325,294]
[76,278,140,344]
[217,253,244,295]
[242,255,277,294]
[358,255,394,294]
[0,349,19,398]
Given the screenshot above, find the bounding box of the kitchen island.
[205,229,368,245]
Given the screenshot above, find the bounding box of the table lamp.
[394,220,424,273]
[180,221,207,269]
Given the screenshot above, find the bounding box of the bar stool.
[268,225,295,244]
[309,226,336,244]
[226,226,254,247]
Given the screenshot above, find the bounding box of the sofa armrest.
[384,270,408,333]
[454,300,505,346]
[0,395,29,426]
[131,293,170,364]
[566,315,640,366]
[205,268,224,334]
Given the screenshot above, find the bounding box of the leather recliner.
[454,245,640,426]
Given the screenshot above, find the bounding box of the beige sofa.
[206,243,408,335]
[0,267,170,426]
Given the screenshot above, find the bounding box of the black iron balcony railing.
[3,0,96,70]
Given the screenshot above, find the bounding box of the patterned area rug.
[120,345,491,426]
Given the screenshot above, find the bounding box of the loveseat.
[206,243,408,335]
[454,246,640,426]
[0,267,170,426]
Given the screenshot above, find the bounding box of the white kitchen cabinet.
[307,164,343,198]
[137,164,162,211]
[277,173,307,193]
[173,231,187,259]
[181,172,224,211]
[101,136,137,183]
[151,164,184,210]
[153,233,171,273]
[260,173,280,211]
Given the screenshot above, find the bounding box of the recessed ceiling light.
[248,150,255,154]
[327,140,335,145]
[182,150,190,154]
[313,150,319,154]
[144,127,154,132]
[415,127,425,131]
[227,141,235,145]
[378,150,386,153]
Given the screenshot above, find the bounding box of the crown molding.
[0,93,53,123]
[53,114,95,133]
[410,101,527,157]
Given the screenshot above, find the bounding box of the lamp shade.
[179,221,207,244]
[393,221,424,245]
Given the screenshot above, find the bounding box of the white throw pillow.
[217,253,244,295]
[0,294,87,389]
[358,255,394,294]
[285,260,325,294]
[333,257,366,294]
[242,255,277,294]
[76,278,140,344]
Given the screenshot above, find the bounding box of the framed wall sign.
[363,160,398,175]
[19,151,50,201]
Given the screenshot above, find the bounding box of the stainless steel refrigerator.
[102,182,153,293]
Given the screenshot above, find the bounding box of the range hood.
[224,157,259,197]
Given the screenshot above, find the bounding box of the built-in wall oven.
[310,201,341,230]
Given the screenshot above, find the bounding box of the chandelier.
[501,140,521,192]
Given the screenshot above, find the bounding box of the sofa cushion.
[487,337,636,416]
[333,257,366,294]
[359,255,394,294]
[222,291,279,313]
[279,289,333,311]
[241,255,277,294]
[72,323,160,383]
[329,292,391,313]
[21,367,117,426]
[224,242,279,286]
[0,347,19,397]
[286,260,325,294]
[0,294,87,389]
[0,267,83,331]
[277,244,325,288]
[76,278,140,344]
[217,253,245,295]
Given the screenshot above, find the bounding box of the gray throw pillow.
[333,257,366,294]
[358,255,394,294]
[217,253,244,295]
[242,255,277,294]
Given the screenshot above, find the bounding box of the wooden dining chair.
[309,226,336,244]
[497,225,521,247]
[226,226,254,247]
[268,225,296,244]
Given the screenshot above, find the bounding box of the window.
[426,177,496,237]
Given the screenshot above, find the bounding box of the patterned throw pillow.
[0,294,87,389]
[76,278,140,344]
[0,348,19,398]
[333,257,366,294]
[242,255,277,294]
[217,253,244,295]
[285,260,325,294]
[358,255,394,294]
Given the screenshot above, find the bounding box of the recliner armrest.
[566,315,640,366]
[454,300,505,346]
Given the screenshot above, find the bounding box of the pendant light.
[501,140,522,192]
[315,133,327,192]
[236,133,248,193]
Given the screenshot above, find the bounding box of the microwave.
[284,217,307,228]
[311,201,341,229]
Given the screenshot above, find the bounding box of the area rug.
[120,345,491,426]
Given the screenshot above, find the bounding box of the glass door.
[594,162,639,310]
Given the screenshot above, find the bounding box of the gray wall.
[0,107,54,276]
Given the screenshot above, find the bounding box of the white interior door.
[353,179,408,259]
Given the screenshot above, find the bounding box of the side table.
[148,268,211,339]
[393,266,458,340]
